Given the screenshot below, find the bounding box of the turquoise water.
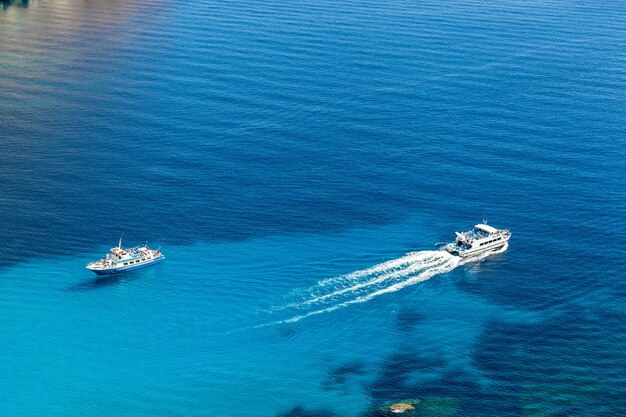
[1,0,625,416]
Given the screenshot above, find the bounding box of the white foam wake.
[274,254,459,325]
[270,251,437,312]
[296,251,452,307]
[259,243,508,327]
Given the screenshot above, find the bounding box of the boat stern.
[445,242,462,256]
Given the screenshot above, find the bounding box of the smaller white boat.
[86,236,164,275]
[446,222,510,258]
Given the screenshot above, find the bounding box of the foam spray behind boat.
[264,224,510,326]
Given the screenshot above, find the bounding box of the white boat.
[86,237,164,275]
[446,223,510,258]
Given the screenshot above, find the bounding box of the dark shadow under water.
[276,406,339,417]
[322,360,368,391]
[1,0,29,9]
[354,300,626,417]
[68,271,145,292]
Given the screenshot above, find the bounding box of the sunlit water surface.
[1,0,625,416]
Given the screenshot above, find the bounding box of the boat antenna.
[118,232,124,249]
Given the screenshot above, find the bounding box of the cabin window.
[124,262,128,265]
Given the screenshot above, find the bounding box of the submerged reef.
[361,397,457,417]
[388,402,415,413]
[277,406,339,417]
[363,345,518,416]
[473,307,626,416]
[395,308,425,333]
[322,360,367,391]
[415,397,457,417]
[1,0,29,9]
[367,350,446,401]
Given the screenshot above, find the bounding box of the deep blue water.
[1,0,625,416]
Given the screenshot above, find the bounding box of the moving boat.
[446,223,510,258]
[86,237,164,275]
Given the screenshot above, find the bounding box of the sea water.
[1,0,625,416]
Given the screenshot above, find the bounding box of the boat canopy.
[475,224,497,233]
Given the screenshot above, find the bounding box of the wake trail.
[257,243,509,328]
[273,250,443,312]
[299,251,450,307]
[258,249,466,329]
[273,256,460,325]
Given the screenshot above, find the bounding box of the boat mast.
[118,232,124,249]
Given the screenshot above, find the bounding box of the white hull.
[87,255,164,275]
[446,223,511,258]
[86,240,164,275]
[447,237,509,258]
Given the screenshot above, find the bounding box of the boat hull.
[446,239,509,258]
[455,243,507,258]
[87,256,164,275]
